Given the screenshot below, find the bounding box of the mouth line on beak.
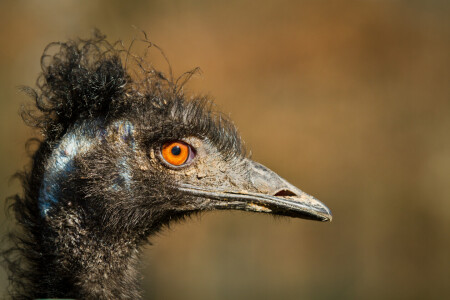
[179,185,332,222]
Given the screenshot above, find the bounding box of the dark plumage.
[2,32,331,300]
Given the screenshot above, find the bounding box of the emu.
[2,33,331,300]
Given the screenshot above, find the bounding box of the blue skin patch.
[39,120,136,217]
[111,157,133,191]
[120,121,135,145]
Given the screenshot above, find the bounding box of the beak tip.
[321,206,333,222]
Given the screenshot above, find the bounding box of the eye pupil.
[171,145,182,156]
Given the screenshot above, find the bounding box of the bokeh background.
[0,0,449,299]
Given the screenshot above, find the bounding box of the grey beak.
[244,160,332,221]
[180,159,332,222]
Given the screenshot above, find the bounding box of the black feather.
[2,32,244,300]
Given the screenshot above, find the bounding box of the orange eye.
[161,141,191,166]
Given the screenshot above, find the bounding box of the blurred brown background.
[0,0,449,299]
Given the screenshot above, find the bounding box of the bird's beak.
[179,159,332,222]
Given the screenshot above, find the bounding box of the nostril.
[274,189,297,197]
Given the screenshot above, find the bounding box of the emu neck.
[34,119,145,299]
[39,208,144,300]
[38,120,102,217]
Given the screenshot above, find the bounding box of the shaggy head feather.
[2,31,331,300]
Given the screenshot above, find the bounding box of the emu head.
[34,35,332,240]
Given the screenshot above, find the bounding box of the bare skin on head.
[2,32,331,300]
